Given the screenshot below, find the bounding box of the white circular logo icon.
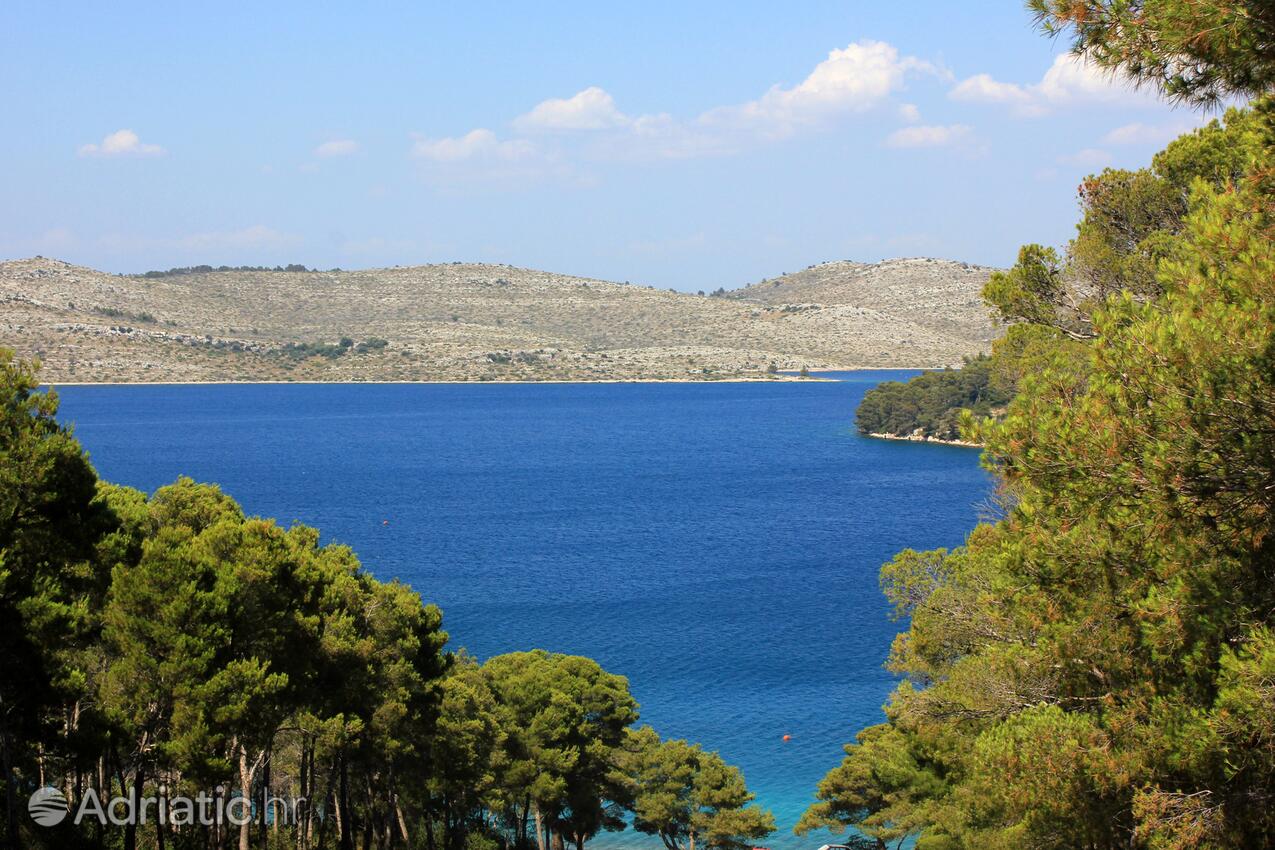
[28,786,68,826]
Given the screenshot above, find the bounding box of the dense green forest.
[805,3,1275,848]
[0,351,774,850]
[853,356,1010,442]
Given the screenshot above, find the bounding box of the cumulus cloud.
[949,74,1039,113]
[885,124,972,148]
[514,87,629,132]
[411,39,942,176]
[1058,148,1114,168]
[92,225,301,260]
[78,129,165,157]
[1102,120,1201,146]
[411,129,535,162]
[897,103,922,123]
[503,40,937,162]
[702,40,936,135]
[315,139,359,157]
[408,130,575,188]
[175,224,296,251]
[951,53,1147,116]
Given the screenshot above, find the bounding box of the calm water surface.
[53,373,990,848]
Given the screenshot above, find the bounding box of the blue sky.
[1,1,1212,290]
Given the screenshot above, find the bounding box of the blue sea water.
[52,373,990,848]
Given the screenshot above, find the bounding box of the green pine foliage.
[1029,0,1275,107]
[805,17,1275,847]
[854,356,1011,441]
[856,102,1263,447]
[0,354,772,850]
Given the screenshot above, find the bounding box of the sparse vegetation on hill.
[139,263,316,277]
[0,256,999,383]
[276,337,390,360]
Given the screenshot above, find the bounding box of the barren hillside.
[730,257,998,342]
[0,256,1000,383]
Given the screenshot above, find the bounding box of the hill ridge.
[0,255,1000,383]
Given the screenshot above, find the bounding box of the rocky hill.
[0,256,1000,383]
[730,257,999,342]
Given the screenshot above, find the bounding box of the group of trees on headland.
[853,356,1010,442]
[0,350,774,850]
[857,76,1266,442]
[806,3,1275,848]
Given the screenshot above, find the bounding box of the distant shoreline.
[867,431,982,449]
[42,368,941,388]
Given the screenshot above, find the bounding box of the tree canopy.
[859,102,1265,445]
[0,355,772,850]
[813,46,1275,850]
[854,356,1012,442]
[1030,0,1275,106]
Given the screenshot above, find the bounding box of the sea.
[53,372,991,848]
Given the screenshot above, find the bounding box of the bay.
[53,372,990,848]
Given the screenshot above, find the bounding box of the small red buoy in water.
[782,734,792,742]
[382,520,390,526]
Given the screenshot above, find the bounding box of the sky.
[0,1,1217,291]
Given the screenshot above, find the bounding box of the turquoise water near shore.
[53,373,990,848]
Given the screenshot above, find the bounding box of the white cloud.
[408,130,576,188]
[315,139,359,157]
[499,40,937,162]
[411,129,534,162]
[885,123,972,148]
[625,231,708,256]
[898,103,922,123]
[614,112,741,159]
[702,40,936,135]
[514,87,629,132]
[1102,120,1200,146]
[93,225,301,258]
[175,225,298,252]
[1058,148,1114,168]
[78,129,165,157]
[950,74,1039,113]
[409,39,943,179]
[951,53,1147,116]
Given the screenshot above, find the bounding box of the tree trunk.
[156,775,166,850]
[361,774,374,850]
[1,725,17,850]
[124,761,145,850]
[532,805,546,850]
[339,755,354,850]
[317,760,335,850]
[238,746,254,850]
[394,794,411,848]
[297,741,310,850]
[516,799,528,847]
[260,748,271,849]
